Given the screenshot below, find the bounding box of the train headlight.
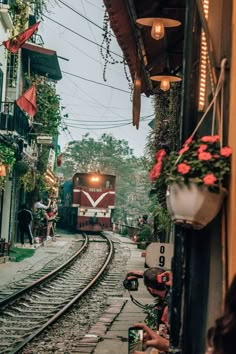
[91,176,99,182]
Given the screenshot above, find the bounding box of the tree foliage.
[58,134,151,220]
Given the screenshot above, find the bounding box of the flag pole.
[28,56,31,79]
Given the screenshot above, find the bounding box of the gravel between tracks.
[21,234,131,354]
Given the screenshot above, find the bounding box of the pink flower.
[213,154,220,158]
[177,163,191,174]
[155,149,166,161]
[198,152,212,160]
[183,136,193,146]
[220,146,232,157]
[201,135,219,143]
[198,144,208,153]
[179,146,189,155]
[149,161,162,181]
[203,174,217,185]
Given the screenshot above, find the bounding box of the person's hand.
[162,271,173,287]
[126,270,144,279]
[133,323,169,352]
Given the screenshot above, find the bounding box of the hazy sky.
[39,0,154,156]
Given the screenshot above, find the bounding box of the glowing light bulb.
[151,19,165,40]
[160,78,170,91]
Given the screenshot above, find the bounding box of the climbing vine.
[145,85,181,239]
[25,74,62,136]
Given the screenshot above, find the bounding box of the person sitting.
[206,275,236,354]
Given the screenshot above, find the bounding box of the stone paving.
[87,232,153,354]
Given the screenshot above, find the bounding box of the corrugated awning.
[22,42,62,81]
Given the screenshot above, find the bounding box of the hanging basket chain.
[174,58,227,166]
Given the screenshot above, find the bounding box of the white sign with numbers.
[145,242,174,269]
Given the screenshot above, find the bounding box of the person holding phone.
[125,268,172,353]
[132,323,169,353]
[128,326,144,354]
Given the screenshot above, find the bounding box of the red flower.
[149,161,162,181]
[155,149,166,161]
[203,174,217,185]
[220,146,232,157]
[183,136,193,146]
[177,163,191,174]
[179,146,189,155]
[198,144,208,153]
[198,152,212,160]
[201,135,219,143]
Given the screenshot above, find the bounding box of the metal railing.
[28,33,44,46]
[0,0,15,6]
[0,101,30,138]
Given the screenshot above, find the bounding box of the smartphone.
[157,274,168,283]
[128,326,144,354]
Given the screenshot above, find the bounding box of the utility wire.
[64,114,154,123]
[57,0,115,37]
[43,15,123,59]
[62,71,130,94]
[65,115,153,129]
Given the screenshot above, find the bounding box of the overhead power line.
[64,114,154,123]
[43,15,123,59]
[62,71,130,94]
[57,0,115,37]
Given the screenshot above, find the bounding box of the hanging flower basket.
[149,135,232,230]
[166,182,227,229]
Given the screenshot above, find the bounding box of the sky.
[38,0,154,156]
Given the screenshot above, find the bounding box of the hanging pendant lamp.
[150,68,182,91]
[136,17,181,40]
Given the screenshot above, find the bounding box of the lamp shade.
[136,17,181,41]
[150,70,182,92]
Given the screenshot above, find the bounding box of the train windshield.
[74,174,115,189]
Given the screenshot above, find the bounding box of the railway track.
[0,234,85,306]
[0,233,114,354]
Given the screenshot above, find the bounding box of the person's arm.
[126,270,144,279]
[133,323,169,352]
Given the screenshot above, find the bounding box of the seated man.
[126,268,172,353]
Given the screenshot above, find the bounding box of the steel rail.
[8,232,114,354]
[0,234,88,308]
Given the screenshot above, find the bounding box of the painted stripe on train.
[75,190,115,208]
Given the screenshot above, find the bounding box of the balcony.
[0,0,14,29]
[0,102,30,139]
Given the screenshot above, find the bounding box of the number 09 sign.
[145,242,174,269]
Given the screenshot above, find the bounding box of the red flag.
[16,85,37,118]
[3,22,40,54]
[57,153,63,167]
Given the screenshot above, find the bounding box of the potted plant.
[149,135,232,229]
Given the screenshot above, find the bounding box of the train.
[59,172,116,232]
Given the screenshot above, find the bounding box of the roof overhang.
[103,0,185,95]
[22,43,62,81]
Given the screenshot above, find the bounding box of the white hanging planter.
[166,182,227,230]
